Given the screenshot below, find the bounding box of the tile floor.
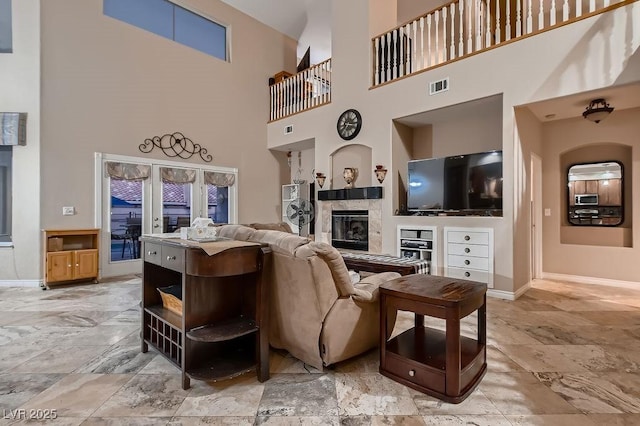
[1,277,640,425]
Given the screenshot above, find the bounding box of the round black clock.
[337,109,362,140]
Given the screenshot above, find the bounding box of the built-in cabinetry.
[42,229,99,288]
[397,225,437,275]
[444,227,494,288]
[282,183,309,235]
[140,237,272,389]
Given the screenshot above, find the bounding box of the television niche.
[407,150,503,216]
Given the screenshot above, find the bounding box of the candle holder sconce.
[375,165,388,184]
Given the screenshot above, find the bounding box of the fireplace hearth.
[332,210,369,251]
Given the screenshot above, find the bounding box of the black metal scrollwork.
[139,132,212,162]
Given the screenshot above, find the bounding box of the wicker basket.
[157,285,182,316]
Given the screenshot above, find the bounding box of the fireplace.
[331,210,369,251]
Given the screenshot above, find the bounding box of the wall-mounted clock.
[337,109,362,141]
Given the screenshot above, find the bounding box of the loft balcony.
[268,0,632,121]
[269,59,332,122]
[372,0,633,87]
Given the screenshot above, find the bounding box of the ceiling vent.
[284,125,293,135]
[429,77,449,95]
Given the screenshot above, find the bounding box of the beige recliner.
[216,224,400,370]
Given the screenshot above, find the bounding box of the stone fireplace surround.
[319,197,383,253]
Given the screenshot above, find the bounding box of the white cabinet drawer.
[447,243,489,258]
[445,267,489,284]
[447,254,489,271]
[446,231,489,245]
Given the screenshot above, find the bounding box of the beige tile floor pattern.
[1,277,640,425]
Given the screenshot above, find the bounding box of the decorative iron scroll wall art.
[139,132,212,162]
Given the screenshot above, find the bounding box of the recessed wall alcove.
[329,144,372,190]
[560,143,633,247]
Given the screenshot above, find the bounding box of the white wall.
[0,0,40,283]
[267,1,640,294]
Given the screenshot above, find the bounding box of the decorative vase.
[343,167,358,189]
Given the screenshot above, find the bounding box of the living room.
[1,0,640,423]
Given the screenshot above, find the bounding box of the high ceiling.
[219,0,331,63]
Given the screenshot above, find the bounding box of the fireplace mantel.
[318,186,382,201]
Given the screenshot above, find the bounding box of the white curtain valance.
[105,162,151,181]
[204,171,235,187]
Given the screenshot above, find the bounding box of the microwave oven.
[575,194,598,205]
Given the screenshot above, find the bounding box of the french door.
[95,153,237,278]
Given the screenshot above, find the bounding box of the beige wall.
[0,0,40,282]
[541,107,640,282]
[513,106,544,290]
[268,1,640,295]
[39,0,296,238]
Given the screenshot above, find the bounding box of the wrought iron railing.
[269,58,332,122]
[372,0,632,86]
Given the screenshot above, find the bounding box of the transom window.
[103,0,228,61]
[0,0,12,54]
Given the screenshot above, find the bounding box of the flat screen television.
[407,150,503,213]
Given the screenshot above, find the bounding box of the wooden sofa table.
[379,274,487,403]
[140,236,272,390]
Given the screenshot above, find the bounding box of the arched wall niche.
[559,142,633,247]
[329,144,372,189]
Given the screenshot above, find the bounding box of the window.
[104,0,228,61]
[0,146,11,242]
[0,0,12,53]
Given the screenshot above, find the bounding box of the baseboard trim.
[488,281,531,301]
[0,280,43,288]
[541,272,640,290]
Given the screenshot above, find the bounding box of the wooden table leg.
[445,316,461,396]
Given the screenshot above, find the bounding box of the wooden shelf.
[386,327,484,371]
[186,347,256,382]
[187,316,258,342]
[145,305,182,329]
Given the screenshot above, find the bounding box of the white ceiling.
[219,0,331,63]
[523,82,640,122]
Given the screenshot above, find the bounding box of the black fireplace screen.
[331,210,368,251]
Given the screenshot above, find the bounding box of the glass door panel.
[162,181,193,232]
[207,184,229,224]
[109,178,143,262]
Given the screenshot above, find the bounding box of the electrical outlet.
[62,206,75,216]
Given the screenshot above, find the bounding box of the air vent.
[429,77,449,95]
[284,125,293,135]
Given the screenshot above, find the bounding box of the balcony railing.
[372,0,631,86]
[269,58,332,122]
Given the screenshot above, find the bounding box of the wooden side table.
[379,274,487,403]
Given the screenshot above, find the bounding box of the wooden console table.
[140,236,272,389]
[379,274,487,403]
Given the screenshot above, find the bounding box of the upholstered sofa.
[216,224,400,370]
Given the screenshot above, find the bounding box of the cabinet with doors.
[444,227,494,288]
[42,229,100,288]
[282,183,310,235]
[397,225,438,275]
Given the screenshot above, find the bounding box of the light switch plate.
[544,208,551,216]
[62,206,75,216]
